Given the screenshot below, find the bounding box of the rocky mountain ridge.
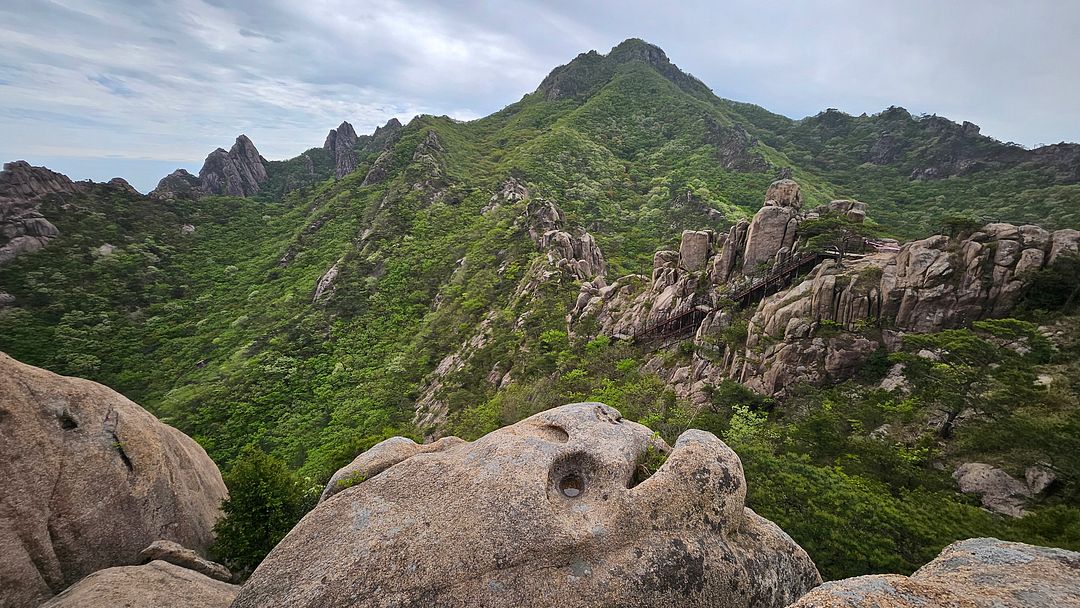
[1,39,1078,605]
[152,135,268,200]
[323,118,403,179]
[786,106,1080,184]
[0,161,73,264]
[574,179,1078,406]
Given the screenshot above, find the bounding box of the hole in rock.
[559,474,585,498]
[58,411,78,430]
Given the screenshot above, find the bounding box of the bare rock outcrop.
[952,463,1056,518]
[482,176,529,214]
[525,198,606,281]
[790,538,1080,608]
[572,180,819,342]
[137,540,233,583]
[742,179,802,273]
[312,256,344,303]
[198,135,267,197]
[575,230,711,339]
[151,169,201,201]
[0,161,79,264]
[715,221,1073,395]
[0,352,228,608]
[323,120,359,178]
[319,435,466,502]
[233,403,821,608]
[363,117,403,154]
[39,560,237,608]
[151,135,268,199]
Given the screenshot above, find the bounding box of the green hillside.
[1,38,1078,578]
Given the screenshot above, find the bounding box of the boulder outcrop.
[137,540,233,583]
[952,463,1056,517]
[0,161,79,264]
[39,560,238,608]
[0,352,228,608]
[319,435,466,502]
[742,179,802,273]
[571,180,818,341]
[525,198,606,281]
[233,403,821,608]
[789,538,1080,608]
[715,222,1075,395]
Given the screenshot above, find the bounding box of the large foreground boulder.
[0,352,228,608]
[233,402,821,608]
[790,538,1080,607]
[40,560,237,608]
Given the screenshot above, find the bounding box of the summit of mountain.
[537,38,713,101]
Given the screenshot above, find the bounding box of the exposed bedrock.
[233,402,821,608]
[0,352,228,608]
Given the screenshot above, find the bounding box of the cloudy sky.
[2,0,1077,192]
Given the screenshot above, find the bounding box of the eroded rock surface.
[40,560,238,608]
[742,179,802,272]
[138,540,233,583]
[198,135,267,197]
[0,160,78,264]
[151,135,268,199]
[572,179,813,341]
[789,538,1080,608]
[716,222,1074,395]
[0,352,228,608]
[319,436,466,502]
[324,120,359,178]
[233,403,821,608]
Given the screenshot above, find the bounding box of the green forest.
[3,38,1079,579]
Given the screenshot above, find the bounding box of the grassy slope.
[1,47,1078,578]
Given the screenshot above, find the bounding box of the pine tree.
[211,445,306,576]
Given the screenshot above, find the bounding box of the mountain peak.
[607,37,670,66]
[536,38,710,101]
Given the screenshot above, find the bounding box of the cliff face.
[323,118,403,180]
[151,135,268,200]
[0,161,79,265]
[323,121,359,178]
[708,222,1080,396]
[572,179,1077,403]
[197,135,267,197]
[570,179,821,339]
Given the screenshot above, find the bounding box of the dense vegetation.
[2,38,1078,577]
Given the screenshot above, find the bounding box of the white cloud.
[1,0,1078,192]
